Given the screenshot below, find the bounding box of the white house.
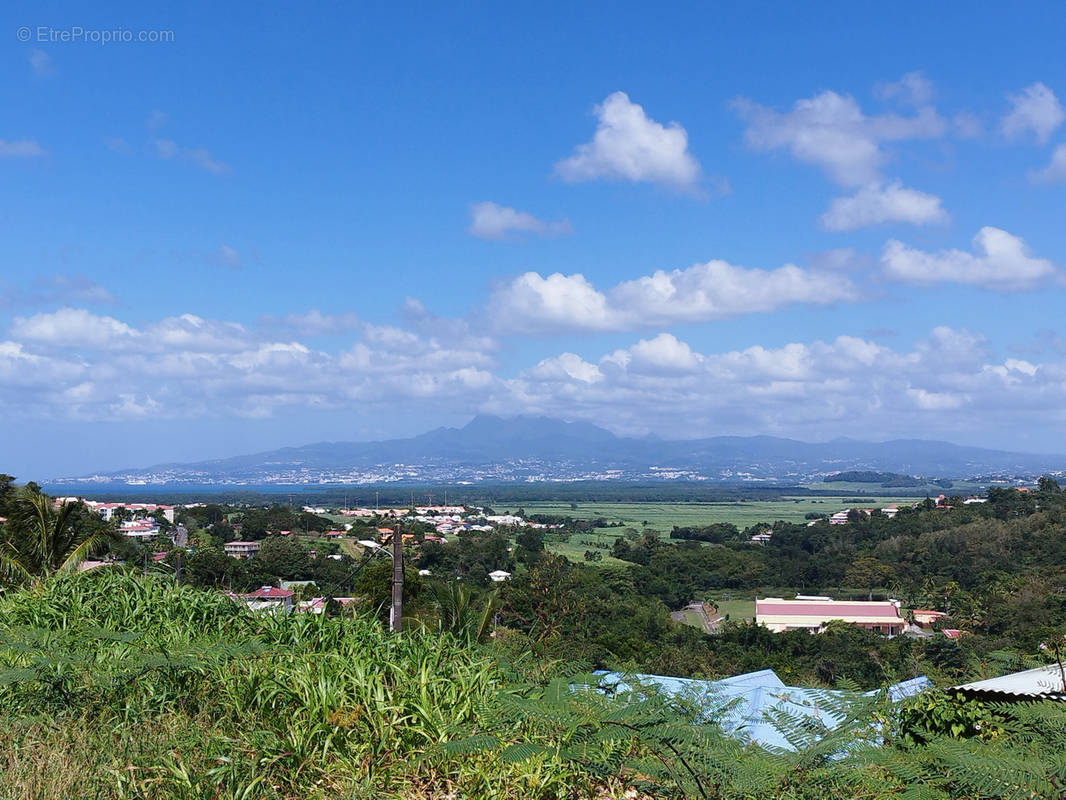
[224,540,261,559]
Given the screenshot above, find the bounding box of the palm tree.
[0,490,120,586]
[429,581,496,644]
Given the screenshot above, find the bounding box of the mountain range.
[55,415,1066,487]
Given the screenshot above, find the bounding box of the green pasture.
[706,595,756,623]
[513,497,916,530]
[544,530,630,567]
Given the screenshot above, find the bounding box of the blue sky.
[3,2,1066,477]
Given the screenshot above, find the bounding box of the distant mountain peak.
[55,414,1066,486]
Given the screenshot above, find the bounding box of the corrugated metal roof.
[756,600,901,619]
[593,669,930,751]
[952,665,1066,701]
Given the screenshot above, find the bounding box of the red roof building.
[239,586,295,613]
[756,598,905,636]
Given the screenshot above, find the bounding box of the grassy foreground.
[1,571,1065,799]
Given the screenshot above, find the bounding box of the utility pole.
[389,523,403,632]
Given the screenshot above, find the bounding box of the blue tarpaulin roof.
[593,669,930,751]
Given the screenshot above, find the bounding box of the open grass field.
[706,595,757,623]
[512,496,917,531]
[545,530,631,567]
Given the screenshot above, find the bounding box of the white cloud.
[153,138,178,159]
[3,306,506,422]
[1,275,116,309]
[952,112,983,139]
[882,227,1057,290]
[468,202,572,240]
[0,139,45,158]
[1001,82,1065,143]
[525,353,603,383]
[734,89,944,186]
[217,244,240,268]
[104,137,132,154]
[9,309,259,354]
[610,260,855,326]
[605,333,704,376]
[819,181,949,231]
[146,110,168,131]
[7,306,1066,445]
[153,138,231,174]
[32,274,115,305]
[13,308,139,349]
[186,147,231,174]
[28,49,53,76]
[500,326,1066,441]
[874,71,933,107]
[1029,143,1066,183]
[260,309,360,336]
[907,388,965,410]
[487,257,857,335]
[487,272,617,334]
[554,92,702,190]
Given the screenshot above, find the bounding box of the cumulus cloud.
[1001,82,1065,143]
[2,306,504,422]
[10,309,257,353]
[6,305,1066,446]
[487,258,857,335]
[733,89,944,186]
[468,201,572,240]
[1029,143,1066,183]
[498,326,1065,442]
[486,272,616,334]
[400,297,499,354]
[260,309,360,336]
[603,333,704,376]
[554,92,702,190]
[881,227,1057,290]
[819,180,949,231]
[12,308,139,349]
[0,139,45,158]
[525,352,603,384]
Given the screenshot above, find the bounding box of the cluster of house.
[754,596,961,638]
[818,494,989,527]
[335,506,555,538]
[827,505,900,525]
[227,584,357,614]
[55,498,177,523]
[54,498,181,541]
[338,504,468,519]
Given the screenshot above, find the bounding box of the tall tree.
[0,490,120,586]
